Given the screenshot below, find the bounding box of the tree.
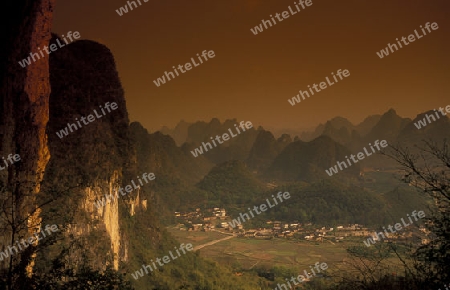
[327,140,450,290]
[384,140,450,285]
[0,178,135,289]
[0,177,60,289]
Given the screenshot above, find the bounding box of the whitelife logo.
[363,210,426,247]
[153,50,216,87]
[273,261,328,290]
[18,31,81,68]
[413,104,450,129]
[250,0,313,35]
[131,243,194,280]
[325,140,388,176]
[56,102,118,140]
[0,224,59,262]
[93,173,155,209]
[190,121,253,157]
[288,69,350,106]
[376,22,439,59]
[0,153,21,171]
[228,192,290,228]
[115,0,149,16]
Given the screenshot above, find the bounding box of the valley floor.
[168,226,409,285]
[168,227,347,271]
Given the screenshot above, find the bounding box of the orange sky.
[53,0,450,132]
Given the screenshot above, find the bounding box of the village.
[174,207,428,245]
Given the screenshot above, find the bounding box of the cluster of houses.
[233,223,375,242]
[174,209,427,244]
[175,207,228,231]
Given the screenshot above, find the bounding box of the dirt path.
[193,234,236,251]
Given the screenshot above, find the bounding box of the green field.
[168,228,410,277]
[167,228,350,274]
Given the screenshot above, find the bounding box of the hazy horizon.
[153,107,416,134]
[53,0,450,132]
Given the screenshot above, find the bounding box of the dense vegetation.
[127,113,448,289]
[121,200,264,289]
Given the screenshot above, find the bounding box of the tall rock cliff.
[0,0,54,282]
[0,3,262,289]
[0,1,141,280]
[41,36,139,271]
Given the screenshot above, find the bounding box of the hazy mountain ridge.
[267,135,361,182]
[159,120,191,146]
[146,108,447,226]
[398,110,450,144]
[299,115,381,142]
[154,108,449,184]
[356,114,382,136]
[130,122,213,184]
[363,109,411,144]
[246,129,292,172]
[185,119,260,164]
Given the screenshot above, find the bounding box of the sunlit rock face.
[0,0,55,272]
[0,0,146,277]
[42,38,139,271]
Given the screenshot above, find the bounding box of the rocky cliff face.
[0,2,248,289]
[81,171,122,270]
[41,37,141,271]
[1,1,142,275]
[0,0,53,186]
[0,0,54,276]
